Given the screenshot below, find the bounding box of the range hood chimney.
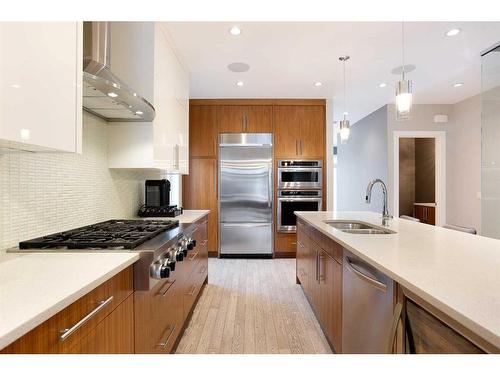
[82,22,155,122]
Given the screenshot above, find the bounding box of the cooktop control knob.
[160,265,170,278]
[150,261,171,279]
[166,259,176,271]
[187,238,195,250]
[176,250,184,262]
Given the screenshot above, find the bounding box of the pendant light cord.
[401,21,405,80]
[343,58,346,116]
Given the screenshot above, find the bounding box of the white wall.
[448,95,482,233]
[386,104,451,215]
[337,105,388,212]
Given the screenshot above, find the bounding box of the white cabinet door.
[152,24,175,170]
[0,22,82,152]
[107,22,189,173]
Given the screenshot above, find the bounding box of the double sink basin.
[323,220,396,235]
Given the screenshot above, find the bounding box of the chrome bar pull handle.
[345,257,387,292]
[157,324,176,349]
[59,296,114,342]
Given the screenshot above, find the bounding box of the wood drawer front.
[275,232,297,256]
[309,227,342,264]
[134,276,184,354]
[67,295,134,354]
[182,251,207,319]
[183,279,203,319]
[1,266,133,354]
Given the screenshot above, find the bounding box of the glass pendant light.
[339,55,350,144]
[396,22,413,121]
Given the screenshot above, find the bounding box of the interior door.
[300,105,325,158]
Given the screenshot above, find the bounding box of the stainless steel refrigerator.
[219,133,273,255]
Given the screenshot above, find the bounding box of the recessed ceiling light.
[445,28,461,37]
[135,111,143,115]
[236,80,244,87]
[453,82,464,87]
[379,83,387,88]
[11,84,21,89]
[229,26,241,36]
[107,92,118,98]
[314,82,323,87]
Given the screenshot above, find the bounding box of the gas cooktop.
[18,219,179,250]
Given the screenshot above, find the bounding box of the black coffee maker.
[138,179,183,217]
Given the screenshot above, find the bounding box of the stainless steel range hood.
[83,22,155,122]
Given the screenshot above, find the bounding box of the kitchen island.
[295,211,500,353]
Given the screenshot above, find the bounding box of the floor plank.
[176,258,332,354]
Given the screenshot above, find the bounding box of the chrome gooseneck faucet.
[365,179,392,225]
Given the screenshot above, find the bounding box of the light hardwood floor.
[175,258,332,354]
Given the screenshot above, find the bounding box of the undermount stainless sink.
[323,220,395,234]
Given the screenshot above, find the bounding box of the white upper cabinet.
[0,22,82,153]
[107,22,190,174]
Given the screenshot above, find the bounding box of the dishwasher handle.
[345,256,388,292]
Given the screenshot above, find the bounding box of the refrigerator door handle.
[267,163,272,208]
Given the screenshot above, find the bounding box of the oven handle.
[277,167,322,173]
[277,198,323,202]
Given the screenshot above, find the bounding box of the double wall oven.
[277,160,323,233]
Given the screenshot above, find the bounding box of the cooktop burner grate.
[19,219,179,250]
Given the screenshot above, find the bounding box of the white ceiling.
[164,22,500,124]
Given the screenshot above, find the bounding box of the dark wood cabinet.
[183,159,218,255]
[134,271,184,354]
[274,105,325,159]
[405,299,485,354]
[187,100,326,257]
[189,105,217,157]
[296,220,342,353]
[217,105,272,133]
[1,267,134,354]
[414,204,435,225]
[68,295,134,354]
[275,232,297,257]
[134,216,209,354]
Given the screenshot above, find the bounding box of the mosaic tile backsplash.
[0,112,160,250]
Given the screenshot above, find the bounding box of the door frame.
[392,131,446,226]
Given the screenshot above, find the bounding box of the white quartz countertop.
[413,202,437,207]
[0,252,139,350]
[295,211,500,350]
[137,210,210,224]
[175,210,209,223]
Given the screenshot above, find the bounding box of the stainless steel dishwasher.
[342,250,394,353]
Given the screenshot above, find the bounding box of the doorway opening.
[399,138,436,224]
[393,131,446,226]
